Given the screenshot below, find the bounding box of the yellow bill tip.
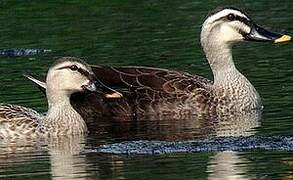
[274,35,292,43]
[105,92,123,98]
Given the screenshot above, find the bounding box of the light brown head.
[45,57,122,107]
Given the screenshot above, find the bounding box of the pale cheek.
[70,75,87,89]
[65,78,85,92]
[220,25,243,42]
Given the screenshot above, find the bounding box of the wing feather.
[91,65,213,120]
[0,104,42,139]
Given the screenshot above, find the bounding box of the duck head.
[46,57,122,104]
[200,7,291,47]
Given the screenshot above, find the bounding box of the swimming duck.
[0,57,122,140]
[28,7,291,120]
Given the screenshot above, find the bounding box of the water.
[0,0,293,179]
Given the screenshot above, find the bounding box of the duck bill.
[244,23,292,43]
[86,80,123,99]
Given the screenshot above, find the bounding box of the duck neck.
[44,90,87,135]
[202,40,261,109]
[203,42,239,85]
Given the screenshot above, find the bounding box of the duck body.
[91,64,261,120]
[0,104,43,139]
[0,103,86,139]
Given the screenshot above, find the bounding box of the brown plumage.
[0,104,42,140]
[91,66,214,120]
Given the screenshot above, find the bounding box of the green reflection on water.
[0,0,293,179]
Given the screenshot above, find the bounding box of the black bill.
[244,23,292,43]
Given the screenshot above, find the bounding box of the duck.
[0,57,122,140]
[27,7,291,121]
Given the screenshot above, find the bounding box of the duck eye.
[227,14,235,21]
[69,65,78,71]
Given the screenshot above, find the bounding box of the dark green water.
[0,0,293,179]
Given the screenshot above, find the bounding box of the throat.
[203,41,243,86]
[205,44,236,82]
[44,99,87,135]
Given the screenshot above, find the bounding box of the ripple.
[94,136,293,155]
[0,48,51,57]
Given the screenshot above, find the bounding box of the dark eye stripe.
[57,65,91,79]
[234,15,251,26]
[77,68,91,79]
[214,14,251,26]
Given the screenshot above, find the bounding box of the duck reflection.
[204,109,260,180]
[0,109,261,179]
[88,110,261,141]
[0,135,92,180]
[207,151,252,180]
[85,109,261,179]
[48,135,89,180]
